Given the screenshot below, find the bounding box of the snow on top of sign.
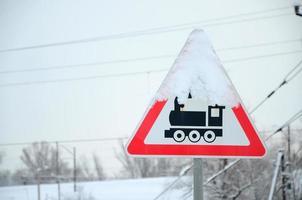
[155,29,239,106]
[292,0,302,6]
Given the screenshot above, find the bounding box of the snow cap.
[292,0,302,6]
[156,29,238,106]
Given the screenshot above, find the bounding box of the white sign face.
[145,98,249,146]
[127,96,266,157]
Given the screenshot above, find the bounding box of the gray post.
[193,158,204,200]
[56,142,61,200]
[37,176,41,200]
[287,125,291,163]
[286,125,295,199]
[73,147,77,192]
[281,153,287,200]
[268,150,284,200]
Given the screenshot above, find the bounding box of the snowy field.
[0,177,190,200]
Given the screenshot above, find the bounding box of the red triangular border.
[127,100,266,157]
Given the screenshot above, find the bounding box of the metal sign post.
[37,176,41,200]
[193,158,204,200]
[268,150,284,200]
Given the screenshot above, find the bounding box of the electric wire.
[265,110,302,140]
[0,55,173,74]
[0,39,300,74]
[223,50,302,64]
[0,7,292,53]
[0,69,167,87]
[217,38,301,52]
[2,129,301,147]
[249,58,302,114]
[0,50,301,88]
[0,136,128,147]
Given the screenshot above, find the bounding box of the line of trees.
[0,131,301,199]
[115,141,191,178]
[0,142,106,186]
[0,140,192,186]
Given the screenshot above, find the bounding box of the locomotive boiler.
[164,97,225,143]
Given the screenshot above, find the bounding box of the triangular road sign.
[127,30,266,158]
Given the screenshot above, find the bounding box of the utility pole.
[73,147,77,192]
[286,125,295,199]
[56,142,61,200]
[193,158,204,200]
[58,143,77,193]
[287,126,291,164]
[37,176,41,200]
[268,150,284,200]
[281,152,287,200]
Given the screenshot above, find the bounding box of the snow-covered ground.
[0,177,190,200]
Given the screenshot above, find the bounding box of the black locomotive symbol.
[164,97,225,143]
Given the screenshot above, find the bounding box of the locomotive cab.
[208,105,225,127]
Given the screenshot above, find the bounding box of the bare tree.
[20,141,70,182]
[0,152,11,186]
[93,153,106,180]
[202,158,272,200]
[11,168,30,185]
[76,156,95,181]
[115,141,189,178]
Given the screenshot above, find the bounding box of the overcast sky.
[0,0,301,173]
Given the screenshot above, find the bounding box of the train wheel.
[173,130,185,142]
[188,130,201,143]
[203,130,216,143]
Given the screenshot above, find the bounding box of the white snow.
[292,0,302,6]
[0,177,190,200]
[155,29,238,106]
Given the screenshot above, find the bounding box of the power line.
[223,50,302,64]
[0,49,301,88]
[0,55,173,74]
[265,110,302,140]
[0,7,292,53]
[0,136,128,147]
[0,38,300,74]
[249,58,302,113]
[0,69,168,87]
[2,129,300,147]
[217,38,301,52]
